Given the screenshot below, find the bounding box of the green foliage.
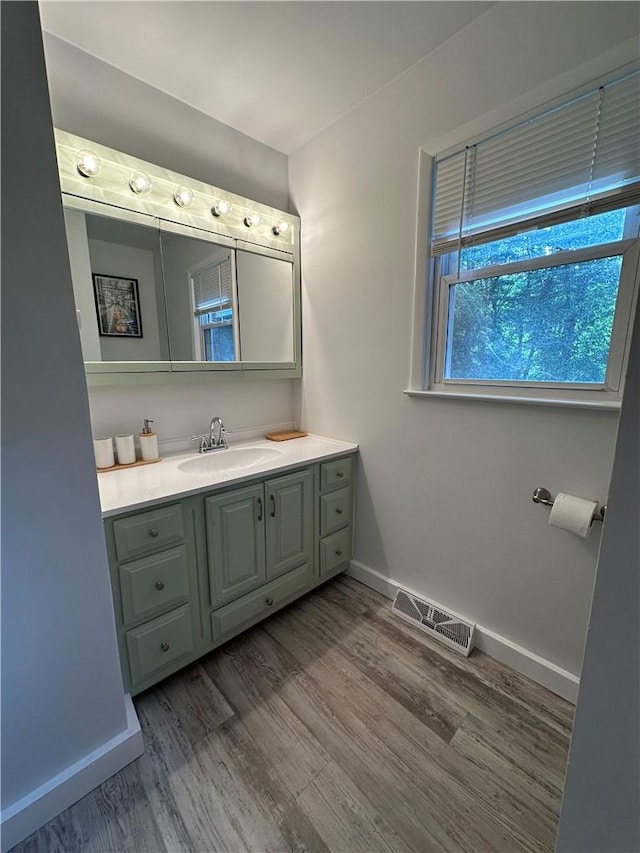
[460,209,626,271]
[445,210,626,384]
[447,257,621,383]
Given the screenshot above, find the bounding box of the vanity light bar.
[55,129,298,248]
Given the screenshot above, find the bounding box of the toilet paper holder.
[532,487,606,523]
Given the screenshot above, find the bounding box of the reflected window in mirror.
[190,251,236,361]
[160,229,239,363]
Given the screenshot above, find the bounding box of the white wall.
[88,379,295,455]
[43,32,296,445]
[289,2,640,679]
[237,251,294,362]
[1,4,141,848]
[88,238,163,361]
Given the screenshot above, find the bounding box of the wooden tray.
[97,457,162,473]
[264,430,308,442]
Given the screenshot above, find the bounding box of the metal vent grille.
[391,589,475,656]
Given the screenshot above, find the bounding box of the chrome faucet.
[192,416,228,453]
[210,416,226,448]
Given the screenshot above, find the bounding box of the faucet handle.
[218,423,228,448]
[191,435,208,453]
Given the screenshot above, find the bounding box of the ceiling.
[38,1,494,155]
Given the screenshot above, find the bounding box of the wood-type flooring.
[12,575,574,853]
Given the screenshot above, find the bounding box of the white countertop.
[98,434,358,517]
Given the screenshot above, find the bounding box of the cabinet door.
[265,470,313,580]
[206,484,266,607]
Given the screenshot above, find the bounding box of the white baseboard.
[1,695,144,852]
[347,560,580,704]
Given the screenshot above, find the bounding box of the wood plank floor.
[12,576,574,853]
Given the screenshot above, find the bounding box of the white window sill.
[403,388,621,412]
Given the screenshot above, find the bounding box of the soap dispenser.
[139,418,159,461]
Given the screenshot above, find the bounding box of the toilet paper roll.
[115,434,136,465]
[549,493,598,538]
[93,437,115,470]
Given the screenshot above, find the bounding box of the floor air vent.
[391,589,475,656]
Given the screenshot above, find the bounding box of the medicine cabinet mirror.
[56,130,301,383]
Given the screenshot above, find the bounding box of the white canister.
[93,437,115,469]
[115,434,136,465]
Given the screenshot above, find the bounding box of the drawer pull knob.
[336,471,344,478]
[148,528,160,538]
[335,549,343,557]
[155,581,165,591]
[336,508,343,515]
[160,642,170,653]
[265,597,274,606]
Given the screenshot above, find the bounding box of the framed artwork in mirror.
[93,274,143,337]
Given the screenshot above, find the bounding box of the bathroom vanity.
[100,436,357,695]
[56,131,355,695]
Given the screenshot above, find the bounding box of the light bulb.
[211,199,230,217]
[272,221,290,236]
[174,186,194,207]
[129,172,152,194]
[244,213,261,228]
[76,150,101,178]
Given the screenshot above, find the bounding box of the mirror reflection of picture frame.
[92,274,143,337]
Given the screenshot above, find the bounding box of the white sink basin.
[177,446,283,475]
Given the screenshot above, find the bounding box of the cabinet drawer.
[211,562,312,642]
[320,456,353,492]
[320,527,352,577]
[113,504,184,562]
[125,604,194,685]
[119,546,189,625]
[320,487,352,537]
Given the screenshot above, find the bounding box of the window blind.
[431,71,640,255]
[192,257,233,318]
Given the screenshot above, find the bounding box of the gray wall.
[556,303,640,851]
[289,2,639,678]
[42,32,289,212]
[42,31,297,448]
[1,0,128,824]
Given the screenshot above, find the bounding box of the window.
[425,70,640,406]
[190,252,238,362]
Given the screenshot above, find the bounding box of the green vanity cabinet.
[318,456,353,578]
[208,469,314,644]
[206,483,267,606]
[265,469,313,580]
[104,502,202,695]
[206,469,313,607]
[104,454,355,695]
